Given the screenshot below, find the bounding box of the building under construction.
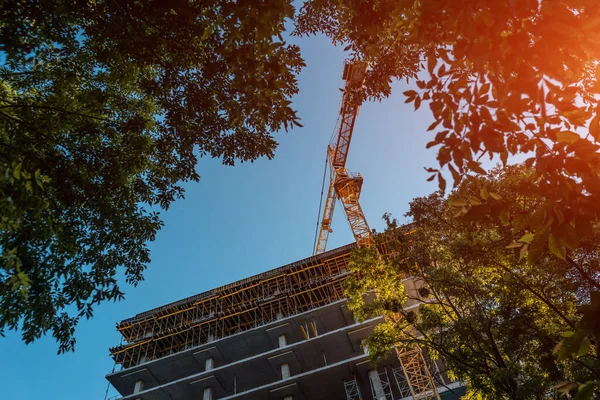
[106,243,465,400]
[106,60,467,400]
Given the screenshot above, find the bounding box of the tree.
[295,0,600,271]
[0,0,304,352]
[345,166,600,399]
[296,4,600,395]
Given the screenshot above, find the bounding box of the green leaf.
[13,163,22,180]
[467,160,486,175]
[512,213,528,233]
[201,25,214,40]
[556,130,580,143]
[427,120,441,131]
[528,229,549,264]
[519,243,529,259]
[448,164,462,188]
[574,381,597,400]
[480,82,490,94]
[554,329,588,361]
[438,173,446,192]
[529,208,547,231]
[468,196,482,206]
[556,223,579,250]
[427,53,437,75]
[480,187,489,200]
[577,337,591,357]
[463,204,491,222]
[548,233,566,260]
[518,233,534,243]
[449,198,468,207]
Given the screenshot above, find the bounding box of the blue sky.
[0,33,441,399]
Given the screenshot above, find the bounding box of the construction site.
[107,243,465,400]
[106,62,467,400]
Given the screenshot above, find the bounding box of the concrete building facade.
[106,244,465,400]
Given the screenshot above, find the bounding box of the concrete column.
[205,357,214,371]
[203,387,212,400]
[207,333,215,342]
[133,380,144,394]
[284,396,293,400]
[276,311,284,320]
[368,370,386,400]
[278,334,287,347]
[281,363,290,379]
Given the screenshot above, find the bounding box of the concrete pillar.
[368,370,386,400]
[284,396,293,400]
[207,333,215,342]
[362,340,370,355]
[205,357,214,371]
[281,363,290,379]
[276,311,284,320]
[133,380,144,394]
[311,318,318,336]
[278,334,287,347]
[203,387,212,400]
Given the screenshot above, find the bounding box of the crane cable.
[103,362,117,400]
[312,156,329,255]
[312,114,341,254]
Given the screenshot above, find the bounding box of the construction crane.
[315,60,441,400]
[315,61,372,255]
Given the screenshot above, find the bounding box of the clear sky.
[0,32,441,399]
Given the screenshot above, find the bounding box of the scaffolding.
[392,366,413,398]
[344,378,364,400]
[368,368,394,400]
[396,346,440,400]
[110,244,355,369]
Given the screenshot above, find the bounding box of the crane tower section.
[314,61,442,400]
[315,61,372,255]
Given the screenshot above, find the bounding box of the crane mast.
[315,61,441,400]
[315,62,372,255]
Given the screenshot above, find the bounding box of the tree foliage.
[297,5,600,395]
[0,0,304,352]
[295,0,600,268]
[345,166,600,399]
